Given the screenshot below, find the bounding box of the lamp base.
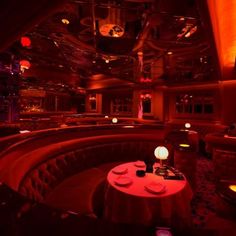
[155,167,168,176]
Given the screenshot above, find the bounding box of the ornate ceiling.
[0,0,218,92]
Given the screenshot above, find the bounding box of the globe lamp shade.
[154,146,169,160]
[112,117,118,124]
[154,146,169,176]
[185,123,191,129]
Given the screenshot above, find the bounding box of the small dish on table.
[114,176,133,186]
[144,182,166,194]
[134,160,145,168]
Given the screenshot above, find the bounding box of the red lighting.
[139,77,152,83]
[20,60,31,72]
[20,37,31,47]
[208,0,236,72]
[140,93,152,100]
[140,77,145,82]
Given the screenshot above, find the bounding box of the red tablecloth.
[104,162,193,229]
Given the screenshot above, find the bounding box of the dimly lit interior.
[0,0,236,235]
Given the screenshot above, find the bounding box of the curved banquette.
[0,124,165,155]
[0,124,166,172]
[1,132,170,215]
[205,133,236,153]
[205,133,236,182]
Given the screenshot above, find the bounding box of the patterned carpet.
[191,155,217,228]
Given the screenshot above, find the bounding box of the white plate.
[114,176,132,186]
[112,166,128,174]
[144,182,166,194]
[134,160,145,168]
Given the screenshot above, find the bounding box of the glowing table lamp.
[185,123,191,129]
[154,146,169,176]
[112,117,118,124]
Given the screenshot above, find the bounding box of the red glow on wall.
[208,0,236,72]
[140,93,152,100]
[20,36,31,47]
[139,77,152,83]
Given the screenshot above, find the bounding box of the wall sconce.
[154,146,169,176]
[140,93,152,100]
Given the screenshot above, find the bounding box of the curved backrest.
[2,134,170,202]
[0,124,166,173]
[213,149,236,182]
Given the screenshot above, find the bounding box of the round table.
[104,162,193,229]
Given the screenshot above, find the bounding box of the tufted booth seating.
[0,124,166,176]
[212,149,236,183]
[2,134,169,215]
[167,122,227,155]
[204,133,236,154]
[204,133,236,183]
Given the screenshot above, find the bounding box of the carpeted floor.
[191,155,236,234]
[191,155,217,228]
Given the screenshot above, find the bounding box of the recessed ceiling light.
[61,18,70,25]
[167,51,173,55]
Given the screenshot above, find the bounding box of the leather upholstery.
[213,149,236,182]
[3,134,167,202]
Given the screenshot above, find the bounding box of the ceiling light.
[167,51,173,55]
[185,32,191,38]
[20,60,31,72]
[105,59,109,63]
[20,36,31,47]
[98,7,124,38]
[61,18,70,25]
